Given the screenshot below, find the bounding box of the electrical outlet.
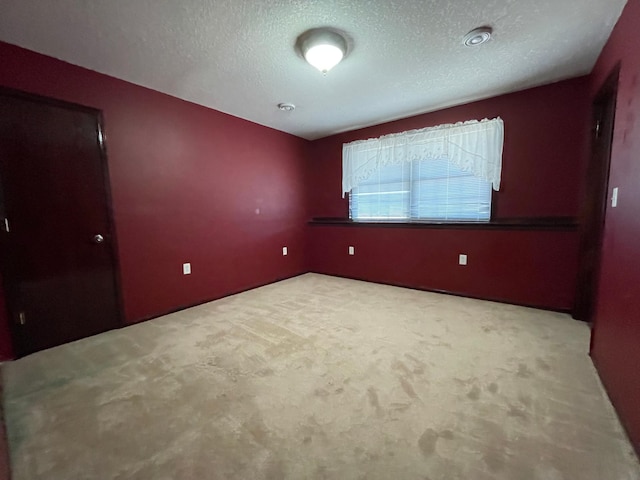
[282,246,288,256]
[458,254,468,266]
[349,246,355,255]
[612,187,618,208]
[183,263,191,275]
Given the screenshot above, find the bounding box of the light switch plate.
[282,246,288,256]
[459,254,468,266]
[612,187,618,207]
[348,246,355,255]
[183,263,191,275]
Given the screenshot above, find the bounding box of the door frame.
[0,86,125,357]
[573,65,619,323]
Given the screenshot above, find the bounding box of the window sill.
[308,217,579,231]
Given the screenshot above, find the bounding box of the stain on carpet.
[418,429,438,457]
[484,448,506,473]
[467,385,481,400]
[367,387,380,410]
[399,377,419,399]
[517,363,534,378]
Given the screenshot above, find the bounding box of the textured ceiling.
[0,0,627,140]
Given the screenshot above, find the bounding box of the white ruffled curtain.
[342,117,504,197]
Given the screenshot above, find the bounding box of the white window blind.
[343,118,502,222]
[350,163,411,220]
[350,157,491,221]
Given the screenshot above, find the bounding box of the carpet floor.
[2,273,639,479]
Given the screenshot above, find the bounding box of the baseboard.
[308,271,574,315]
[590,354,640,461]
[0,377,12,480]
[128,271,309,326]
[0,269,574,364]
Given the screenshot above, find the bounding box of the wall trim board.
[309,217,579,231]
[308,271,574,315]
[129,271,308,326]
[0,378,10,479]
[591,355,640,457]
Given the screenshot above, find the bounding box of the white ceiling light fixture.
[463,27,493,47]
[298,28,348,74]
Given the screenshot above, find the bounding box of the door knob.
[93,234,104,244]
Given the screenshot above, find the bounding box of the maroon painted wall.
[0,41,308,360]
[307,78,591,311]
[589,0,640,454]
[308,226,580,309]
[0,273,9,361]
[308,78,591,219]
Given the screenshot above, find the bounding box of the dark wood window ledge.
[308,217,579,231]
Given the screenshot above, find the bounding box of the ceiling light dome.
[298,29,348,74]
[463,27,493,47]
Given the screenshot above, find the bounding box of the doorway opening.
[574,65,620,324]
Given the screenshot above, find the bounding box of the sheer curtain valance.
[342,117,504,197]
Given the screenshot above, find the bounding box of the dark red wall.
[307,78,590,311]
[0,273,10,360]
[589,0,640,453]
[309,226,579,309]
[0,42,308,359]
[308,78,591,220]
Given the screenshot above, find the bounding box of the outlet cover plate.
[459,254,468,266]
[183,263,191,275]
[282,246,288,256]
[348,246,355,255]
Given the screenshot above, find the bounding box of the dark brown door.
[574,66,619,322]
[0,89,121,357]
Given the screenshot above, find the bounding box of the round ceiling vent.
[463,27,493,47]
[277,103,296,112]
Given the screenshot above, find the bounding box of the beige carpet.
[2,273,639,479]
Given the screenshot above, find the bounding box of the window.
[350,157,492,221]
[343,118,503,223]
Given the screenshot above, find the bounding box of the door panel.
[0,90,121,356]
